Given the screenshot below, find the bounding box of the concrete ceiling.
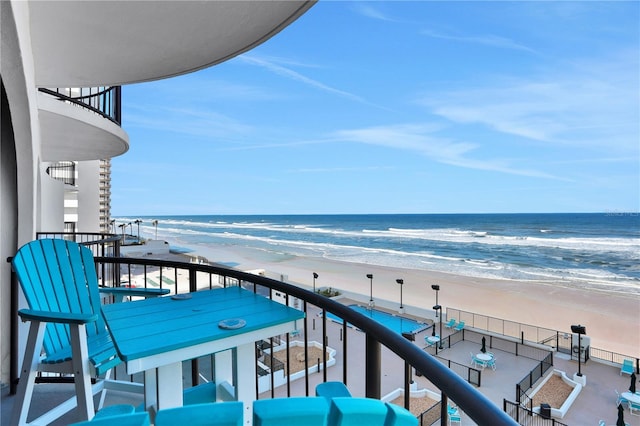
[29,0,316,87]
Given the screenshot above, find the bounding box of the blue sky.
[112,1,639,216]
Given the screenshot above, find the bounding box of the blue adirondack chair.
[11,239,168,426]
[621,358,634,376]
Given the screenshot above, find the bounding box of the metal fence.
[448,307,639,373]
[418,403,440,426]
[447,308,558,347]
[515,352,554,403]
[504,399,568,426]
[433,355,482,387]
[463,329,551,362]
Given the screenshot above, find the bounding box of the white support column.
[144,369,157,414]
[214,349,234,391]
[236,342,256,426]
[156,363,183,410]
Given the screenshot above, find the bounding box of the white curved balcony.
[38,91,129,161]
[29,1,316,87]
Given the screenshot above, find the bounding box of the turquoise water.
[116,213,640,294]
[325,305,429,335]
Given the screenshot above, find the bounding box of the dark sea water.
[116,213,640,295]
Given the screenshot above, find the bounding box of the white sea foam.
[125,216,639,295]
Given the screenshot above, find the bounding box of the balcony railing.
[11,234,517,425]
[38,86,121,125]
[45,161,77,186]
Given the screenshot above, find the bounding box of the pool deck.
[2,298,638,426]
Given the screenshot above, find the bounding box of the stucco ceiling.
[29,1,316,87]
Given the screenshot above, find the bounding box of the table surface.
[427,336,440,342]
[103,286,305,371]
[622,391,640,403]
[476,353,493,361]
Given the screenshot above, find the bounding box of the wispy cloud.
[421,29,537,53]
[331,124,561,179]
[238,55,387,109]
[419,49,639,154]
[288,166,395,174]
[351,4,396,22]
[126,106,253,140]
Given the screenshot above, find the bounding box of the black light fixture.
[367,274,374,305]
[431,284,440,317]
[396,279,404,309]
[313,272,318,293]
[571,324,586,377]
[433,305,443,348]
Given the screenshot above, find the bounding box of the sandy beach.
[162,242,640,358]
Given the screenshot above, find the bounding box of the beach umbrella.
[617,403,625,426]
[630,372,637,394]
[481,336,487,353]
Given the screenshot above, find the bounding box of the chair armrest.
[18,309,98,324]
[99,287,170,299]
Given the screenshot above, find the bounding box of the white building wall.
[77,160,101,232]
[39,164,65,232]
[1,1,42,385]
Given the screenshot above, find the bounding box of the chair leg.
[98,369,112,409]
[11,321,47,426]
[69,323,95,421]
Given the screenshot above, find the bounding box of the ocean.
[116,213,640,295]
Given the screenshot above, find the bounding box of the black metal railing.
[35,232,121,257]
[417,403,440,426]
[463,329,552,362]
[87,255,517,425]
[504,399,568,426]
[38,86,121,125]
[46,161,76,186]
[9,234,516,424]
[515,352,554,404]
[425,329,551,390]
[432,355,482,387]
[447,308,558,347]
[448,307,639,373]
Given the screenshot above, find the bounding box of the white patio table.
[102,286,304,424]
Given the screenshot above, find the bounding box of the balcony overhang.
[38,93,129,161]
[29,1,316,87]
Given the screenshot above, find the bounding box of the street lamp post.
[571,324,586,378]
[431,284,440,317]
[433,305,443,349]
[396,279,404,312]
[313,272,318,293]
[134,219,142,240]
